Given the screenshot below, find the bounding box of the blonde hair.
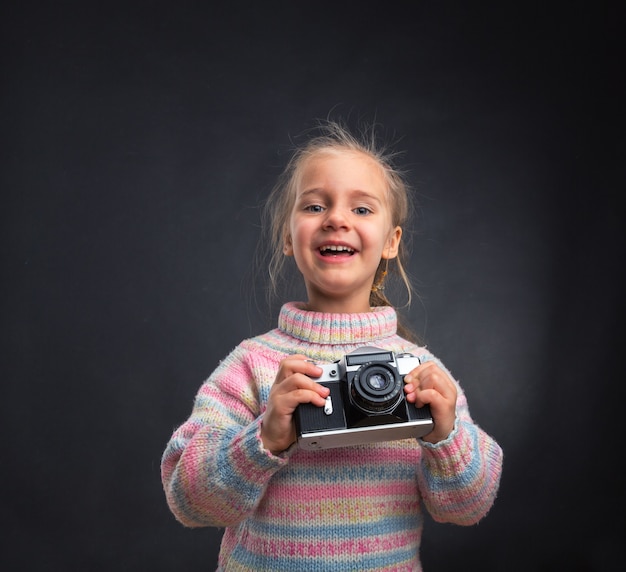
[259,119,417,337]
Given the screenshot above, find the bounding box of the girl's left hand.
[403,361,457,444]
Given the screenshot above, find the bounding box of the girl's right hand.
[261,355,330,455]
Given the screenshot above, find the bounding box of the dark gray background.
[2,1,623,570]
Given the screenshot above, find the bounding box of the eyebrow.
[297,188,383,205]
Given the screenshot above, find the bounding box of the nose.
[322,206,350,231]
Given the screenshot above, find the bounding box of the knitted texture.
[161,302,503,571]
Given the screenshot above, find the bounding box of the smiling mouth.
[319,245,355,256]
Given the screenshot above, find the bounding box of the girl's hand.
[261,355,330,454]
[403,361,457,444]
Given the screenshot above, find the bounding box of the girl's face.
[284,150,401,313]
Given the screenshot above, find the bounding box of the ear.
[381,226,402,260]
[283,234,294,256]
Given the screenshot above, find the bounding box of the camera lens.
[350,363,402,414]
[368,373,387,390]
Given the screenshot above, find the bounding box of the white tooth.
[321,245,353,252]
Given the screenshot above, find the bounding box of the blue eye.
[305,205,324,213]
[354,207,372,215]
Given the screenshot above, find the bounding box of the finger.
[403,384,418,403]
[422,373,456,401]
[414,373,457,407]
[405,366,457,409]
[402,362,434,388]
[403,363,431,402]
[277,355,324,379]
[403,363,432,397]
[274,373,330,402]
[408,362,454,395]
[412,387,447,408]
[271,385,329,415]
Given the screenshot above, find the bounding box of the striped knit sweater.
[161,302,503,571]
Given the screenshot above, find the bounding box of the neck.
[304,294,372,314]
[303,280,377,313]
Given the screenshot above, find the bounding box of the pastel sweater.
[161,302,503,571]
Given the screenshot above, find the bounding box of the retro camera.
[295,346,433,450]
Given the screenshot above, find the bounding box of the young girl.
[161,120,503,571]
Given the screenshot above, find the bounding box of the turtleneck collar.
[277,302,398,345]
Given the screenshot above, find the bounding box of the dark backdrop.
[2,2,623,571]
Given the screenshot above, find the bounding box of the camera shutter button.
[324,396,333,415]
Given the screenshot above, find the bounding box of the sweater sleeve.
[160,346,288,528]
[416,354,503,525]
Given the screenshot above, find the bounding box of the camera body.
[295,346,434,450]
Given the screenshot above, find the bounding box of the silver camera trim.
[297,418,435,450]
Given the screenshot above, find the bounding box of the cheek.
[290,217,313,243]
[362,224,390,250]
[287,226,307,259]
